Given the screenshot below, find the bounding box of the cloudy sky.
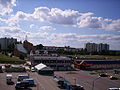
[0,0,120,50]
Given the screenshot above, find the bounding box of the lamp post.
[92,76,101,90]
[74,78,77,85]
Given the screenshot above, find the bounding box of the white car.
[109,88,120,90]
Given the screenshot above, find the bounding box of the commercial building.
[29,51,72,70]
[0,37,17,50]
[73,60,120,70]
[85,43,109,53]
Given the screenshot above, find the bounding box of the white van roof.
[6,74,12,77]
[18,75,28,76]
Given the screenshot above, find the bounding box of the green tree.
[19,54,25,60]
[79,48,88,55]
[36,44,44,50]
[57,48,65,55]
[7,43,15,52]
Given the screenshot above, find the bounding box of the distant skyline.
[0,0,120,50]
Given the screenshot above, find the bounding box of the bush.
[19,54,25,60]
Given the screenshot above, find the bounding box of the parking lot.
[0,72,60,90]
[55,70,120,90]
[0,70,120,90]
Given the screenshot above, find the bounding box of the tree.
[79,48,88,55]
[57,48,65,55]
[36,44,44,50]
[19,54,25,60]
[7,43,15,52]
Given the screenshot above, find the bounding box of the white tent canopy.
[35,63,53,71]
[35,63,47,70]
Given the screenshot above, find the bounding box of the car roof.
[6,74,12,77]
[23,78,34,80]
[18,75,28,76]
[109,88,120,90]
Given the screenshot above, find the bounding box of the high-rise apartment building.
[0,37,17,50]
[85,43,109,52]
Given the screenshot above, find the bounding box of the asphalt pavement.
[0,71,120,90]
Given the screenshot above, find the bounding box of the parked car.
[31,67,35,72]
[31,69,35,72]
[23,78,35,86]
[109,88,120,90]
[17,75,29,81]
[109,76,118,80]
[69,84,85,90]
[15,81,30,89]
[6,74,14,85]
[99,73,108,77]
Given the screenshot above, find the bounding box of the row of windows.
[91,64,120,69]
[34,57,70,60]
[34,60,71,63]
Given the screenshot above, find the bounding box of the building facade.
[23,40,34,53]
[0,37,17,50]
[85,43,109,53]
[29,51,72,70]
[73,60,120,70]
[97,43,109,52]
[43,46,81,52]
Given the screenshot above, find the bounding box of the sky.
[0,0,120,50]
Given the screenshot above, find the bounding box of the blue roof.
[16,44,27,53]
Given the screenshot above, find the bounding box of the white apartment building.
[0,37,17,50]
[85,43,109,53]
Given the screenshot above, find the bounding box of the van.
[17,75,29,81]
[6,74,13,85]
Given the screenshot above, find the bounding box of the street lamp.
[92,76,101,90]
[74,78,77,85]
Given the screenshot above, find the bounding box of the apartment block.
[85,43,109,52]
[0,37,17,50]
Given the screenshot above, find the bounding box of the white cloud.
[39,26,56,31]
[0,25,120,50]
[104,19,120,32]
[0,26,30,41]
[77,16,103,28]
[29,24,35,29]
[0,0,16,15]
[6,6,120,32]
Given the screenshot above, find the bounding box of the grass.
[0,53,25,64]
[75,55,120,60]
